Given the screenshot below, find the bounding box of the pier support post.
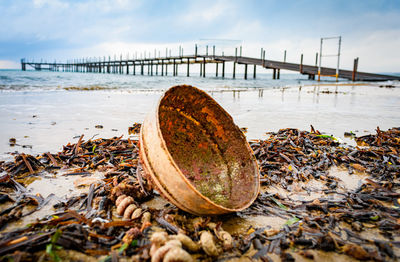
[165,62,168,76]
[21,59,26,71]
[300,54,303,74]
[133,63,136,75]
[222,61,225,78]
[235,47,238,60]
[216,63,218,77]
[233,62,236,79]
[253,64,256,79]
[273,68,276,79]
[141,62,144,75]
[277,69,280,79]
[352,57,359,81]
[202,57,206,77]
[161,60,164,76]
[156,63,158,75]
[148,62,150,75]
[187,58,190,77]
[173,59,176,76]
[244,64,248,79]
[126,62,129,74]
[262,51,266,67]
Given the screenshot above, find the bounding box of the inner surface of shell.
[158,85,258,209]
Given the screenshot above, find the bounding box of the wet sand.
[1,84,400,160]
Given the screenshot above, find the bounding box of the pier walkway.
[21,50,400,82]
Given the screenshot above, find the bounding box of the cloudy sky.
[0,0,399,72]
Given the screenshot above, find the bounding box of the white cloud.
[343,29,400,72]
[0,60,20,69]
[73,0,142,14]
[181,0,232,23]
[33,0,69,8]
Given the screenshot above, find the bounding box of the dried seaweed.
[0,126,399,261]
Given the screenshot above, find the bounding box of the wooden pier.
[20,48,400,82]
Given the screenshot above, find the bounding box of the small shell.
[150,231,169,245]
[150,231,168,257]
[123,203,137,220]
[131,208,143,219]
[217,231,232,250]
[191,217,206,230]
[163,247,193,262]
[117,196,134,216]
[151,240,182,262]
[116,194,127,206]
[141,211,152,224]
[171,233,200,252]
[264,228,279,237]
[200,231,220,257]
[207,222,217,230]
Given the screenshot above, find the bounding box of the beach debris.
[379,84,395,88]
[0,126,398,260]
[94,125,103,129]
[344,131,356,137]
[128,123,142,135]
[170,233,200,252]
[200,231,221,256]
[8,138,16,146]
[151,239,191,262]
[140,85,260,215]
